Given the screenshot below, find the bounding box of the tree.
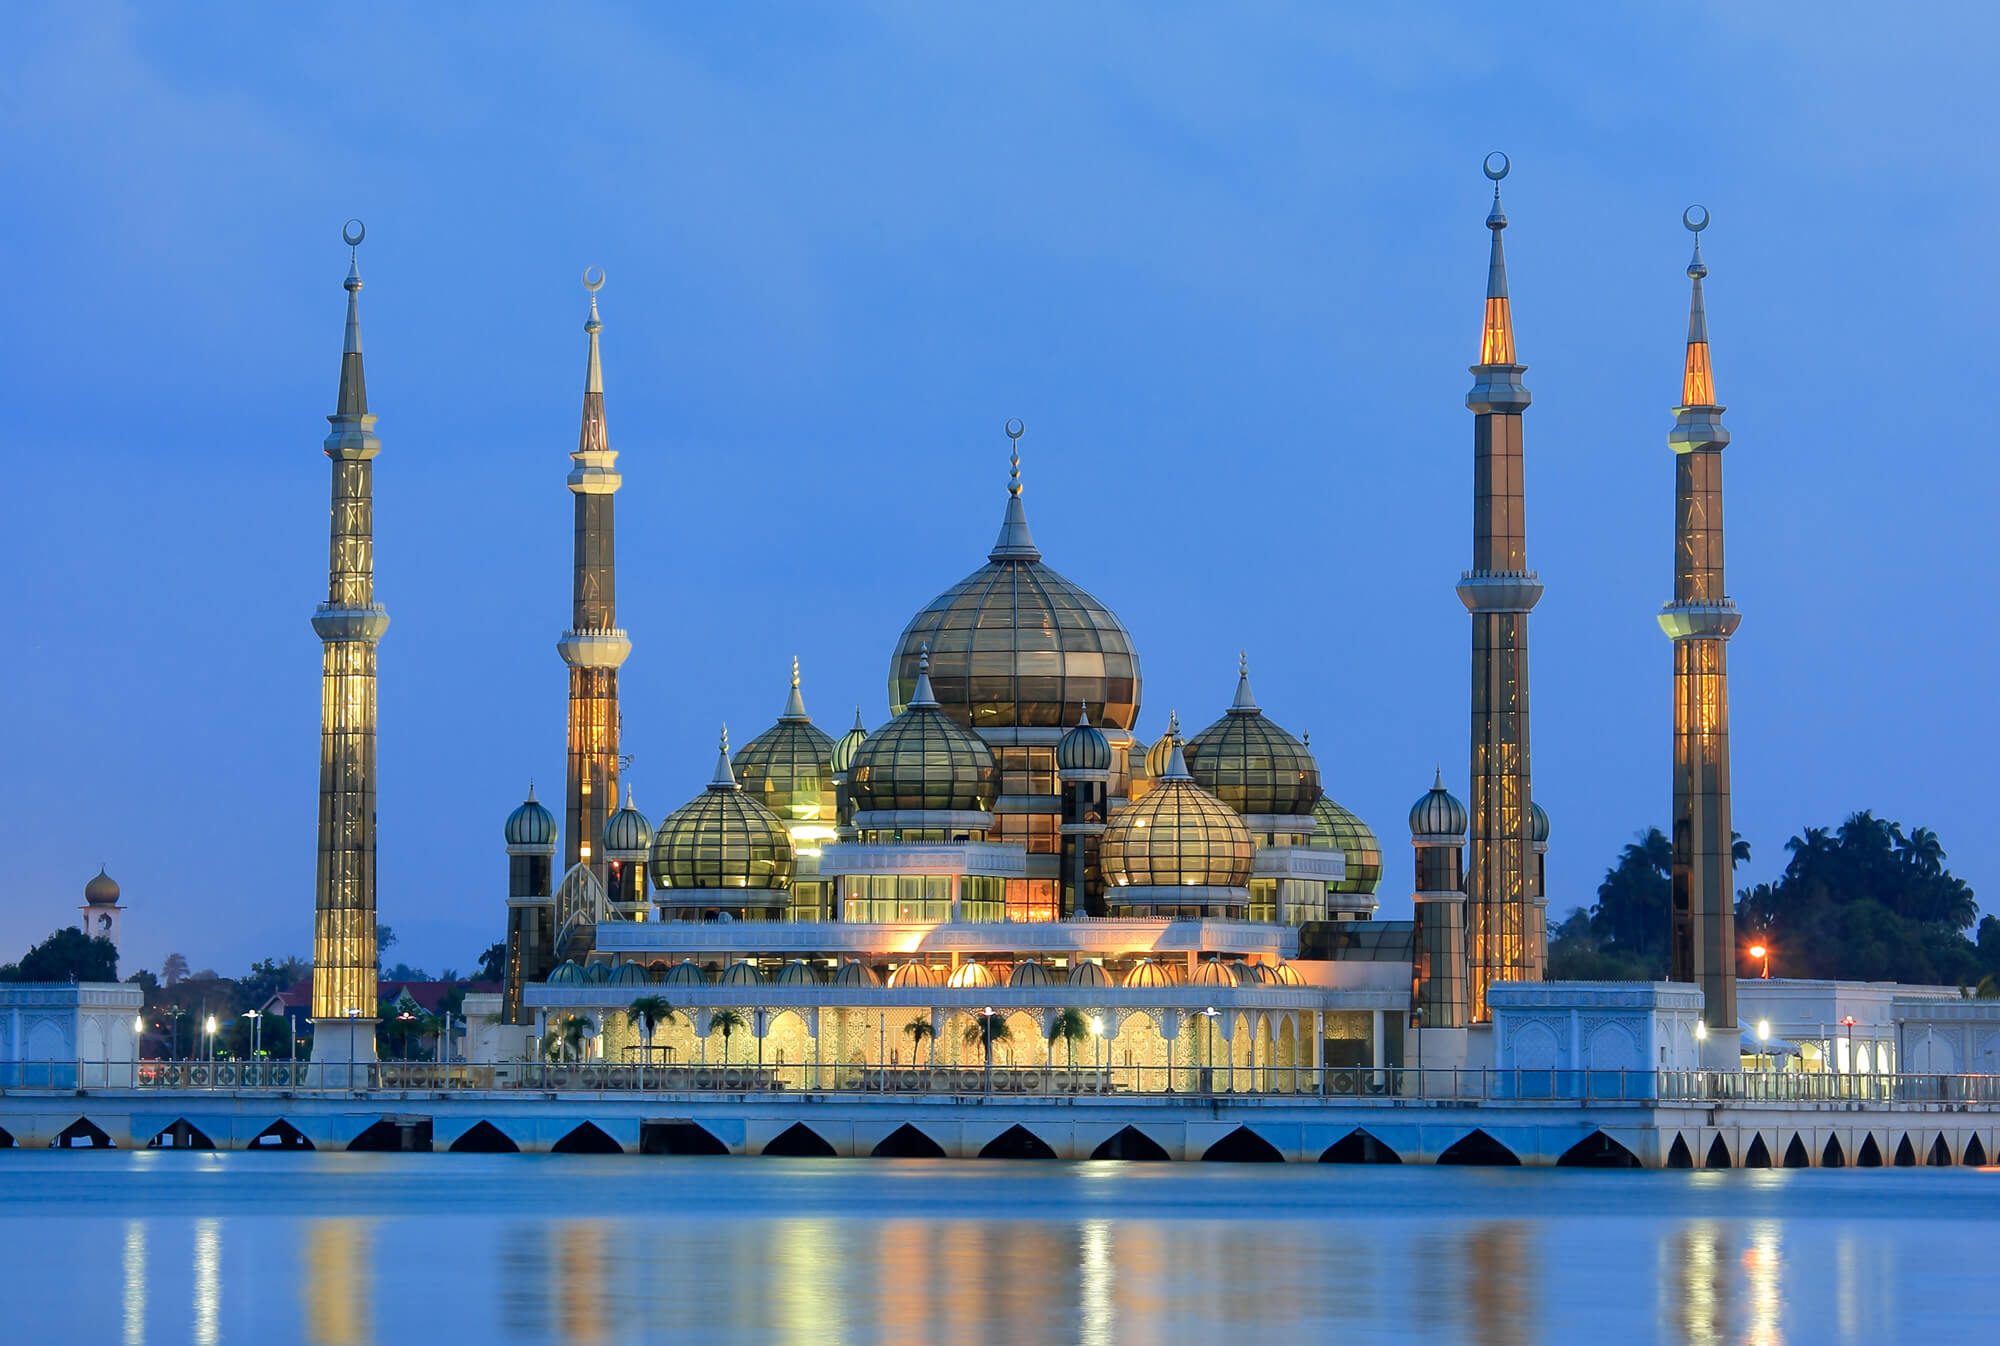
[239,956,308,1009]
[375,924,398,972]
[477,942,508,982]
[161,953,190,986]
[626,996,678,1061]
[544,1014,591,1063]
[1045,1008,1091,1083]
[14,928,119,983]
[963,1011,1012,1090]
[126,969,160,996]
[709,1008,747,1065]
[383,962,432,983]
[902,1015,935,1067]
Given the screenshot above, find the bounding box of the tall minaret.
[310,221,388,1063]
[556,269,630,881]
[1456,154,1543,1020]
[1659,207,1740,1050]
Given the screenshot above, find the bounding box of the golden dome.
[649,730,796,891]
[888,961,941,989]
[849,653,998,814]
[732,659,836,823]
[1100,740,1254,890]
[947,961,996,988]
[1122,958,1177,988]
[1184,658,1321,818]
[887,447,1140,730]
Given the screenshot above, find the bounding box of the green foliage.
[126,969,160,995]
[708,1008,748,1063]
[10,928,120,983]
[239,956,308,1009]
[160,953,189,986]
[1547,829,1678,980]
[626,996,678,1037]
[902,1014,936,1063]
[477,942,508,982]
[1046,1008,1091,1071]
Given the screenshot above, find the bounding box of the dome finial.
[711,725,740,790]
[1680,206,1716,406]
[576,267,610,460]
[781,656,809,721]
[852,704,865,731]
[908,644,941,708]
[1477,153,1516,367]
[334,220,369,418]
[1076,700,1090,728]
[527,777,537,800]
[1230,651,1260,714]
[988,418,1041,561]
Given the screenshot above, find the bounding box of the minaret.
[1056,705,1113,918]
[1456,154,1543,1020]
[1410,770,1470,1032]
[1659,206,1740,1051]
[310,220,389,1064]
[556,268,630,881]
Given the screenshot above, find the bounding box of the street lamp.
[397,1010,416,1063]
[1756,1019,1771,1074]
[241,1010,261,1061]
[203,1015,218,1063]
[1201,1006,1220,1093]
[1089,1014,1104,1077]
[1748,942,1771,979]
[1841,1015,1857,1080]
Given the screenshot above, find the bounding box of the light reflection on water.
[20,1153,1998,1345]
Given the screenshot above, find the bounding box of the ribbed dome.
[1238,963,1281,987]
[718,960,765,986]
[830,706,869,775]
[1056,708,1113,773]
[662,959,708,985]
[547,960,584,985]
[650,732,796,891]
[83,867,120,906]
[1274,962,1304,986]
[1184,661,1321,818]
[946,961,996,988]
[774,959,822,986]
[733,662,837,823]
[602,785,653,856]
[1409,770,1469,837]
[831,959,882,987]
[887,453,1140,730]
[609,960,650,985]
[849,654,998,814]
[1531,800,1551,844]
[888,961,940,989]
[1190,959,1239,987]
[1101,741,1254,889]
[505,787,558,849]
[1067,961,1113,987]
[1122,958,1176,988]
[1310,797,1384,896]
[1144,720,1180,777]
[1008,960,1056,988]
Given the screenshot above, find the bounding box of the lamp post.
[242,1010,261,1062]
[1089,1014,1104,1087]
[1749,942,1771,979]
[1200,1006,1220,1094]
[203,1015,218,1064]
[1841,1014,1856,1090]
[1755,1019,1771,1077]
[980,1006,997,1094]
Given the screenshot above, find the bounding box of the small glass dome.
[774,959,822,986]
[1056,709,1113,774]
[662,959,708,986]
[1310,797,1384,896]
[1531,800,1551,844]
[1237,963,1281,987]
[584,963,611,984]
[609,960,650,985]
[650,730,796,891]
[718,960,765,986]
[83,867,120,906]
[1190,959,1239,987]
[1101,740,1254,890]
[1143,718,1181,778]
[888,961,940,989]
[1067,961,1113,987]
[506,787,558,849]
[1273,962,1304,986]
[1184,660,1321,818]
[1409,769,1469,837]
[849,653,998,814]
[602,785,653,856]
[733,662,837,823]
[547,960,584,985]
[946,961,995,989]
[830,707,869,775]
[1122,958,1176,988]
[1008,960,1056,988]
[831,959,882,988]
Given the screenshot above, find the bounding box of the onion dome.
[718,960,765,986]
[849,652,998,814]
[1056,706,1113,774]
[1190,959,1239,988]
[1531,800,1551,845]
[585,963,611,983]
[1184,655,1321,817]
[602,785,653,856]
[662,959,708,985]
[505,783,558,849]
[774,959,822,986]
[947,961,996,989]
[83,867,120,906]
[1409,769,1469,837]
[1067,961,1113,987]
[1274,963,1304,986]
[609,961,650,985]
[1144,714,1182,777]
[1008,960,1056,988]
[1122,958,1176,989]
[1100,739,1255,889]
[1310,797,1384,896]
[650,728,796,891]
[887,429,1141,730]
[732,658,837,823]
[831,959,881,987]
[830,706,869,775]
[888,961,940,989]
[1238,963,1281,987]
[547,960,584,985]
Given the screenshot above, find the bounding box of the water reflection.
[192,1218,221,1346]
[1079,1220,1112,1346]
[122,1220,146,1346]
[303,1219,374,1346]
[1464,1223,1537,1346]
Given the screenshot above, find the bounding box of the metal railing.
[4,1061,1999,1104]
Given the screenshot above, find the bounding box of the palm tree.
[709,1008,748,1066]
[545,1014,590,1063]
[903,1015,935,1068]
[963,1011,1012,1092]
[1045,1008,1090,1086]
[626,996,678,1062]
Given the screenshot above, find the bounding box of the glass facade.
[1004,878,1059,923]
[649,790,795,892]
[990,809,1058,854]
[1309,797,1384,895]
[733,720,837,823]
[849,706,997,814]
[1185,710,1322,818]
[1101,779,1255,890]
[840,874,1004,923]
[1248,877,1327,925]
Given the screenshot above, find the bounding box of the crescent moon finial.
[342,219,366,248]
[583,266,606,292]
[1682,204,1710,234]
[1005,418,1025,442]
[1483,151,1510,182]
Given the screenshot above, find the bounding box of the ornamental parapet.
[593,916,1298,959]
[1656,600,1741,641]
[1252,847,1347,883]
[1466,363,1531,413]
[1456,569,1544,613]
[557,627,632,668]
[819,840,1028,879]
[311,603,390,643]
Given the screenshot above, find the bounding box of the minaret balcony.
[1456,570,1543,614]
[1465,363,1531,412]
[557,627,632,669]
[1669,405,1731,453]
[311,603,390,643]
[1657,600,1741,641]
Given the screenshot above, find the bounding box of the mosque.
[297,159,1740,1086]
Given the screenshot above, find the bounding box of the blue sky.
[1,4,1993,980]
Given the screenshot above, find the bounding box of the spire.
[527,778,538,802]
[578,268,608,458]
[1478,154,1516,367]
[1075,701,1091,729]
[1229,650,1260,714]
[852,705,865,733]
[781,656,809,721]
[1680,206,1716,407]
[323,221,381,459]
[623,782,636,812]
[710,726,739,790]
[1162,716,1193,781]
[908,647,941,709]
[988,418,1041,562]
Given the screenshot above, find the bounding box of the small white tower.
[80,867,124,951]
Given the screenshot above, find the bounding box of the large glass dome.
[649,734,795,891]
[851,657,998,814]
[888,463,1140,730]
[1184,663,1321,818]
[1100,742,1254,889]
[732,663,836,824]
[1310,796,1383,895]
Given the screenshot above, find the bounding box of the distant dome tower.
[500,784,559,1024]
[1410,770,1470,1031]
[602,785,654,916]
[79,867,124,951]
[829,706,869,839]
[1099,736,1254,919]
[1310,791,1385,920]
[733,658,838,919]
[1056,706,1112,918]
[1529,800,1551,956]
[649,728,796,922]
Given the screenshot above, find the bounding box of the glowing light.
[1089,1016,1104,1037]
[204,1016,217,1036]
[133,1016,144,1034]
[1755,1020,1769,1042]
[1748,944,1767,959]
[1694,1020,1707,1041]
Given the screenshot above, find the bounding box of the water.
[2,1153,1995,1345]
